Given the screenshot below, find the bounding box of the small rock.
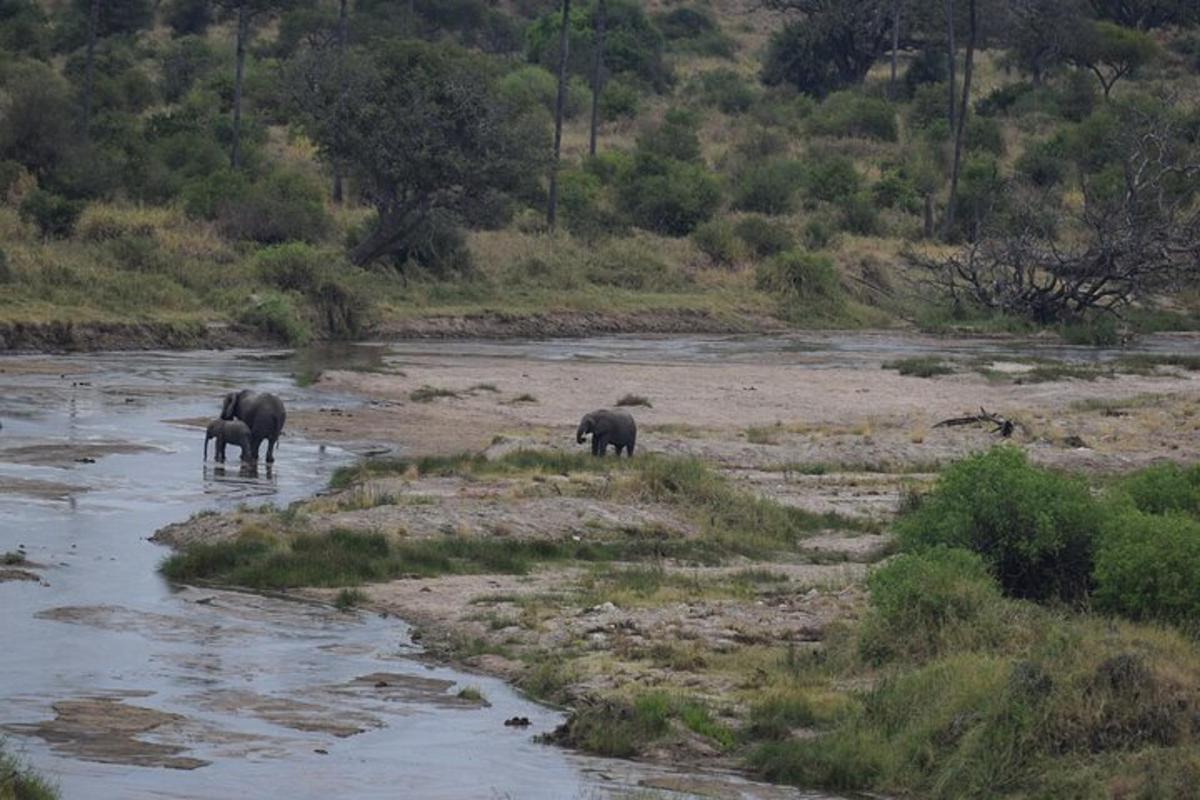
[75,457,96,464]
[418,586,432,593]
[374,680,389,688]
[194,597,215,605]
[314,748,329,755]
[589,601,617,614]
[504,716,531,728]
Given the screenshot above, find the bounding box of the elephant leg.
[216,439,226,463]
[626,440,635,458]
[250,436,263,462]
[595,435,609,457]
[265,437,276,464]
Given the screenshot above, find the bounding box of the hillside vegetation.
[0,0,1197,344]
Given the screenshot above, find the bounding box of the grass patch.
[507,393,538,404]
[409,385,460,403]
[882,356,955,378]
[1115,354,1200,373]
[551,692,733,757]
[615,394,653,408]
[456,686,486,703]
[334,587,367,611]
[2,551,26,565]
[745,424,782,445]
[0,745,58,800]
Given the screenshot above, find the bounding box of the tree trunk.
[546,0,571,228]
[82,0,101,133]
[332,0,349,203]
[589,0,606,157]
[944,0,956,132]
[231,2,248,169]
[888,0,901,100]
[943,0,976,239]
[408,0,416,35]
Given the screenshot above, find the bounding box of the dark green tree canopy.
[527,0,671,92]
[292,40,550,266]
[761,0,894,98]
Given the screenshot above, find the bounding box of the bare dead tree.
[546,0,571,228]
[935,407,1018,437]
[910,108,1200,322]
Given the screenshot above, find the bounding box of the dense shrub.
[216,171,332,245]
[896,447,1100,603]
[255,242,324,293]
[859,548,1006,664]
[1113,463,1200,515]
[1016,136,1069,187]
[692,219,744,267]
[756,251,841,304]
[802,157,860,205]
[966,116,1005,156]
[838,192,880,236]
[733,215,794,258]
[802,218,837,251]
[585,240,686,290]
[499,65,589,119]
[872,167,921,213]
[181,169,250,220]
[599,78,640,120]
[239,291,311,345]
[105,234,166,272]
[19,190,83,239]
[618,158,720,236]
[733,160,805,215]
[637,109,703,163]
[163,0,211,36]
[807,93,898,142]
[655,7,735,57]
[1095,510,1200,625]
[691,69,757,115]
[559,169,620,238]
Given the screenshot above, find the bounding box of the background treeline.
[0,0,1197,341]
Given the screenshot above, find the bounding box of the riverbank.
[151,337,1200,790]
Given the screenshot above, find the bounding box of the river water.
[0,344,860,800]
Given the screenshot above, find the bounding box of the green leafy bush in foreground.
[1112,462,1200,515]
[1095,509,1200,626]
[896,447,1099,603]
[0,746,58,800]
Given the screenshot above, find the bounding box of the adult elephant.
[220,389,286,464]
[576,409,637,457]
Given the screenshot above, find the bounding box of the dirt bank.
[0,320,263,354]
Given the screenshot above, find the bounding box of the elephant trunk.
[576,420,589,444]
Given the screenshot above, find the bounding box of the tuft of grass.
[334,587,367,611]
[745,424,782,445]
[468,383,500,393]
[0,745,59,800]
[615,394,653,408]
[507,393,538,404]
[409,385,460,403]
[456,686,486,703]
[1115,353,1200,373]
[2,551,26,565]
[882,356,955,378]
[552,692,732,758]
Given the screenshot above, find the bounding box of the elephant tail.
[203,435,208,461]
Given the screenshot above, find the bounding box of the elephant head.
[576,414,595,444]
[221,389,251,421]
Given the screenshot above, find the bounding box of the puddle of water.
[0,348,837,800]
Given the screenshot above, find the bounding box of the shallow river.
[0,342,869,800]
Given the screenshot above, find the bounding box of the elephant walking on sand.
[205,419,252,463]
[220,390,286,463]
[577,409,637,457]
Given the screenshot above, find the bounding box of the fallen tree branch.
[934,407,1017,438]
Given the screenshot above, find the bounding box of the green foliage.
[239,291,312,346]
[334,587,367,611]
[1059,314,1120,345]
[655,7,735,58]
[558,169,620,239]
[756,251,843,312]
[762,6,889,98]
[1112,463,1200,516]
[498,65,589,119]
[807,92,898,142]
[1068,21,1160,97]
[556,692,731,757]
[692,219,744,267]
[163,0,212,36]
[690,69,757,114]
[1095,509,1200,625]
[0,60,80,179]
[896,447,1100,603]
[733,160,805,215]
[0,745,58,800]
[255,242,324,293]
[598,78,640,120]
[526,0,671,92]
[883,356,953,377]
[216,170,332,245]
[618,157,720,236]
[733,215,795,258]
[19,190,83,239]
[802,157,861,205]
[838,192,879,235]
[858,548,1006,664]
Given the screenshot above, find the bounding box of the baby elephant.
[577,409,637,457]
[205,419,252,463]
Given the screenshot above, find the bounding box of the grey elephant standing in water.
[205,419,252,463]
[576,409,637,457]
[220,389,286,463]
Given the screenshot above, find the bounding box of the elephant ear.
[220,392,237,420]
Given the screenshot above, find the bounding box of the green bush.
[1016,136,1069,187]
[733,160,805,215]
[807,92,898,142]
[896,447,1101,603]
[19,190,83,239]
[691,69,757,114]
[802,157,860,205]
[1095,510,1200,625]
[216,170,332,245]
[733,215,794,258]
[255,242,323,293]
[966,115,1005,156]
[838,192,879,235]
[585,240,686,290]
[498,65,588,119]
[105,234,166,272]
[618,158,720,236]
[559,169,620,238]
[239,291,311,345]
[181,169,251,220]
[802,218,838,250]
[599,78,640,120]
[692,219,744,267]
[1112,463,1200,516]
[859,548,1006,663]
[756,251,842,304]
[655,7,735,58]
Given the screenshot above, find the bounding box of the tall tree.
[215,0,293,169]
[332,0,349,202]
[761,0,895,98]
[546,0,571,228]
[944,0,956,132]
[82,0,101,133]
[1068,21,1159,100]
[943,0,976,238]
[589,0,606,157]
[888,0,901,100]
